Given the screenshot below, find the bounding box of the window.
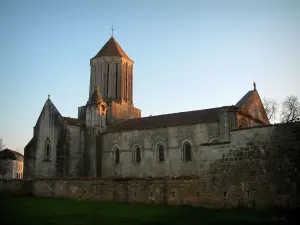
[115,148,120,164]
[44,138,51,159]
[135,146,141,164]
[183,142,192,162]
[46,144,50,157]
[158,144,165,162]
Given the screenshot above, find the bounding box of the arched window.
[44,138,51,160]
[183,142,192,162]
[135,146,141,164]
[158,144,165,162]
[115,148,120,165]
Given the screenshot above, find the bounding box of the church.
[23,35,270,179]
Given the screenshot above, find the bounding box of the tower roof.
[88,86,104,105]
[91,37,132,61]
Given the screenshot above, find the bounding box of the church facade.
[23,36,269,179]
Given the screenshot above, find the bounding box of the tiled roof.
[106,107,221,133]
[0,148,24,160]
[91,37,132,61]
[63,117,85,127]
[236,90,255,107]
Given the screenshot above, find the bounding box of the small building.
[0,149,24,179]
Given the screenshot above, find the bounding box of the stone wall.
[101,123,222,177]
[68,125,82,177]
[0,180,32,196]
[107,101,141,125]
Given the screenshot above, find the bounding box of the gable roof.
[35,98,62,129]
[235,90,255,107]
[106,107,221,133]
[91,37,132,61]
[0,149,23,160]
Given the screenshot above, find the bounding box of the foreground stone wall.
[0,174,297,209]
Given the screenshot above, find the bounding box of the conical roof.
[91,36,132,61]
[88,86,104,105]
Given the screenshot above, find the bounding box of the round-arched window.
[183,142,192,162]
[115,148,120,164]
[135,146,141,164]
[157,144,165,162]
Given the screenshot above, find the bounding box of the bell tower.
[83,34,141,125]
[89,36,134,104]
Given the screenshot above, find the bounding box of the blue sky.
[0,0,299,153]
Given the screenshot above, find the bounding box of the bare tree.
[263,98,278,123]
[0,137,4,151]
[281,95,300,123]
[0,160,10,179]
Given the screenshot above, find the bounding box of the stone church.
[23,35,270,179]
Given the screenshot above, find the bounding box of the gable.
[34,99,64,132]
[236,90,269,125]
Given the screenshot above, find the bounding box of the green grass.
[0,196,294,225]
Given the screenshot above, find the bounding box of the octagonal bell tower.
[87,35,141,125]
[89,36,134,103]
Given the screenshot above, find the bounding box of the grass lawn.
[0,196,295,225]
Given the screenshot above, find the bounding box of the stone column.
[130,64,133,103]
[129,65,132,103]
[89,65,95,97]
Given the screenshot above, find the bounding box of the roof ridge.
[138,107,222,120]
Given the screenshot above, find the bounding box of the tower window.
[115,64,118,98]
[183,142,192,162]
[107,63,110,98]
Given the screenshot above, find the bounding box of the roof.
[235,90,255,107]
[63,117,85,127]
[88,86,104,105]
[0,149,23,160]
[106,107,221,133]
[91,37,132,61]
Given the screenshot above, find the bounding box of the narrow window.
[46,143,50,157]
[135,146,141,164]
[115,64,118,98]
[44,138,51,160]
[107,63,110,98]
[158,144,165,162]
[183,142,192,161]
[115,148,120,164]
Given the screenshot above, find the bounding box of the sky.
[0,0,299,154]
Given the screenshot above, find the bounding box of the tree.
[281,95,300,123]
[0,160,10,179]
[263,98,278,123]
[0,137,4,151]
